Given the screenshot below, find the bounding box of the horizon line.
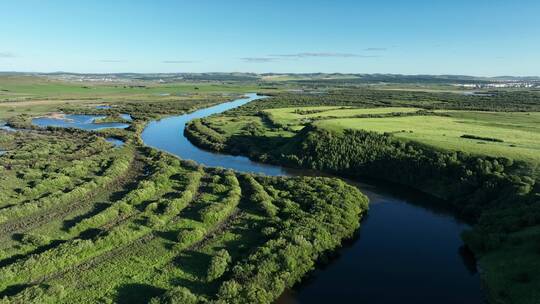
[0,71,539,79]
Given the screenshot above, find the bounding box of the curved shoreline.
[141,93,483,303]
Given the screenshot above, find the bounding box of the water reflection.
[32,114,129,130]
[141,93,483,303]
[119,114,133,122]
[105,138,125,147]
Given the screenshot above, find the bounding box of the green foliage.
[20,233,51,247]
[149,287,199,304]
[199,173,241,226]
[0,284,66,304]
[185,119,227,152]
[207,249,231,281]
[235,90,540,113]
[0,127,369,304]
[215,177,368,304]
[244,175,278,217]
[176,227,206,247]
[185,90,540,304]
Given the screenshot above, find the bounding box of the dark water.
[32,114,130,130]
[0,122,16,132]
[143,94,286,175]
[142,93,483,303]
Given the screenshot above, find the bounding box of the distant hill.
[0,72,538,84]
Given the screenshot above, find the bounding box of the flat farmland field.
[314,111,540,164]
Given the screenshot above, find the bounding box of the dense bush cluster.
[60,95,230,120]
[215,176,367,303]
[274,126,537,218]
[206,249,231,282]
[252,90,540,112]
[0,123,368,303]
[185,91,540,304]
[243,175,278,217]
[460,134,504,142]
[184,119,227,152]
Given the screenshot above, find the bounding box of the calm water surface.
[141,93,483,303]
[32,114,130,130]
[106,138,125,147]
[119,113,133,121]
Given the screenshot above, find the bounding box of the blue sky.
[0,0,538,76]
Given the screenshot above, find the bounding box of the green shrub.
[245,176,278,217]
[207,249,231,281]
[176,227,206,247]
[20,233,51,246]
[149,286,199,304]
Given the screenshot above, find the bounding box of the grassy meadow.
[186,89,540,304]
[315,111,540,165]
[0,75,370,303]
[2,75,540,303]
[205,104,540,166]
[0,75,264,121]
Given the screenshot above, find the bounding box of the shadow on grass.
[173,250,211,281]
[62,202,110,231]
[0,284,33,298]
[115,283,164,304]
[0,239,66,267]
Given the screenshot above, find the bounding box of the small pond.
[32,114,130,130]
[119,114,133,121]
[105,138,125,147]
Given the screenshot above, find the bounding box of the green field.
[2,75,540,303]
[0,76,261,101]
[266,106,420,127]
[0,76,371,303]
[316,112,540,164]
[0,129,367,303]
[0,75,264,120]
[186,89,540,304]
[236,106,540,165]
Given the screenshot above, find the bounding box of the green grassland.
[2,75,540,303]
[0,76,260,101]
[205,105,540,166]
[186,90,540,304]
[0,75,268,121]
[266,106,420,127]
[0,129,367,303]
[314,112,540,165]
[0,77,370,303]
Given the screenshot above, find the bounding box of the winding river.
[142,93,483,303]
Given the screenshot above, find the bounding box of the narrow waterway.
[141,93,483,303]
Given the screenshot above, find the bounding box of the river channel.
[141,93,483,303]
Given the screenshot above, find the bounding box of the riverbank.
[0,94,373,303]
[142,93,484,303]
[183,92,540,304]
